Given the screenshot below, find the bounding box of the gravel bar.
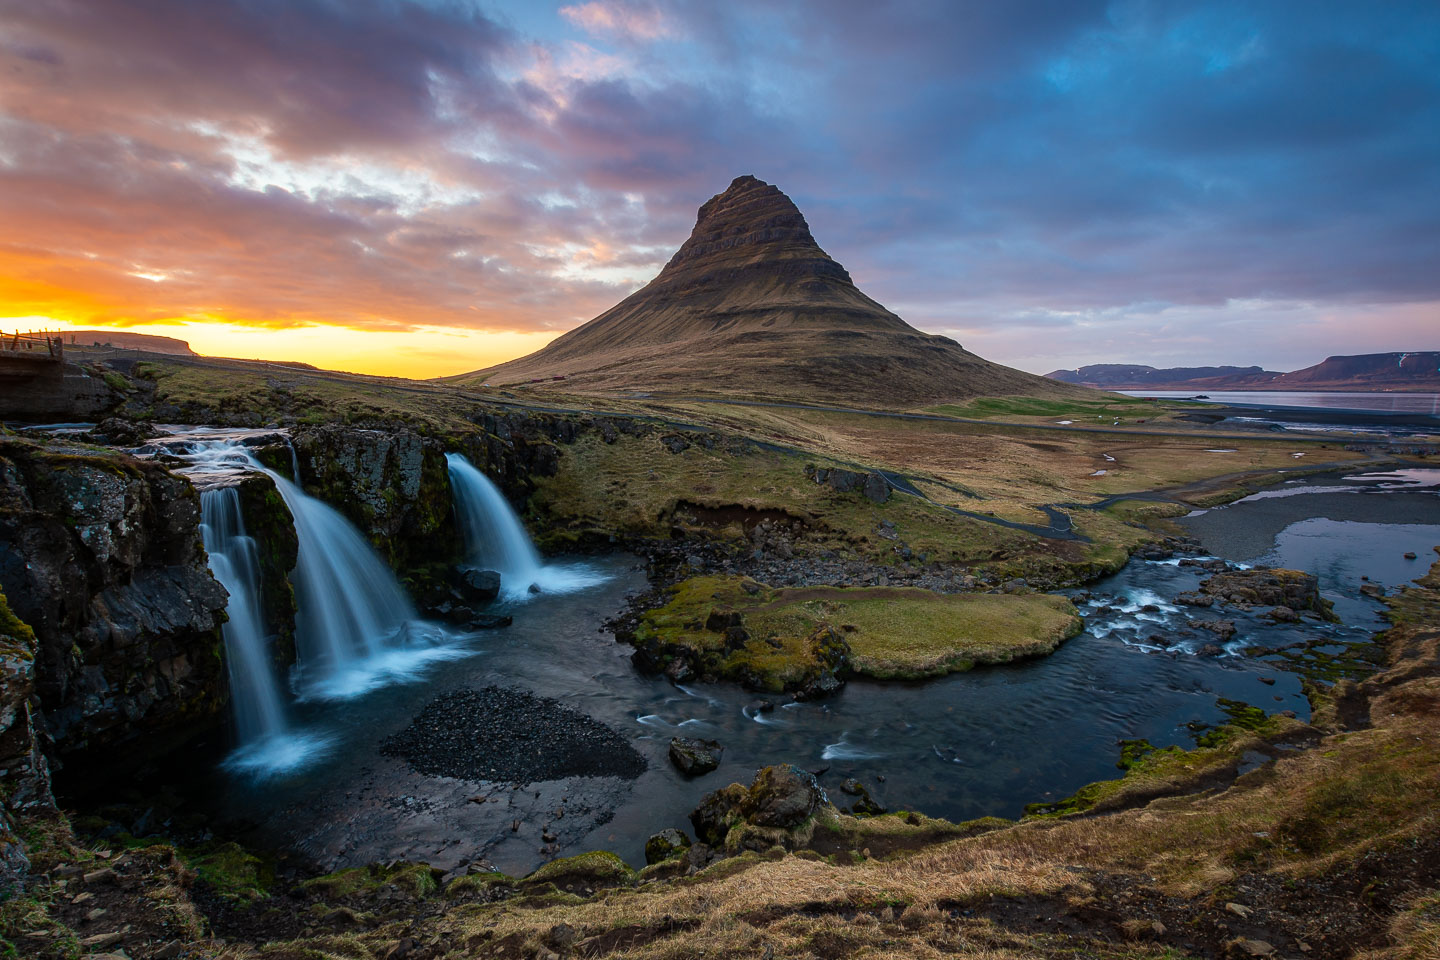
[380,686,647,785]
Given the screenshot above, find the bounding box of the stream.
[127,451,1440,877]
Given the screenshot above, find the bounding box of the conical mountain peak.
[460,176,1082,407]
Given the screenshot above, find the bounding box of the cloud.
[559,2,673,41]
[0,0,1436,376]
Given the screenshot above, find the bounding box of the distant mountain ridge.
[1046,352,1440,392]
[453,175,1084,407]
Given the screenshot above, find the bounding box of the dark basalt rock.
[668,737,723,777]
[1200,568,1335,620]
[0,439,229,766]
[840,777,887,816]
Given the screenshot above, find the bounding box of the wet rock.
[644,828,692,865]
[86,417,160,447]
[1197,643,1225,658]
[1266,605,1299,622]
[669,737,724,776]
[1404,552,1418,560]
[1200,568,1334,619]
[1195,619,1238,642]
[840,778,885,816]
[459,569,501,603]
[0,440,229,773]
[1360,583,1386,599]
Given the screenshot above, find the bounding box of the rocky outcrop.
[805,464,891,503]
[280,425,459,576]
[1200,569,1336,620]
[0,439,229,765]
[690,764,827,854]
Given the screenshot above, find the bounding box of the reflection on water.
[1119,390,1440,414]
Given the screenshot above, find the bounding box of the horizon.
[3,1,1438,379]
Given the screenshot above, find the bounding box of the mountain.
[1046,353,1440,392]
[1045,364,1279,389]
[453,176,1082,407]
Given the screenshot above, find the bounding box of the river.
[130,465,1428,878]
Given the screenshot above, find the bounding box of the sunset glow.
[2,1,1436,376]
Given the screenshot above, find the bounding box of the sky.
[1,0,1436,379]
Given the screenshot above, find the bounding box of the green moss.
[631,575,1081,689]
[296,862,440,900]
[185,841,274,904]
[0,587,36,655]
[443,871,516,899]
[1027,702,1301,819]
[522,850,634,890]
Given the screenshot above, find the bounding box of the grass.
[633,575,1083,683]
[928,393,1183,422]
[530,430,1044,572]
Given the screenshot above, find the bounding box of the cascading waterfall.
[200,487,288,744]
[446,453,543,594]
[264,468,418,666]
[445,453,609,600]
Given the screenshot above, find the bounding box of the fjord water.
[206,465,1440,876]
[446,452,606,599]
[1120,390,1440,414]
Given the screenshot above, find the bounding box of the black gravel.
[380,686,647,785]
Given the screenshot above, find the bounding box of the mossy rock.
[296,861,441,900]
[186,841,274,904]
[443,871,516,900]
[521,850,634,892]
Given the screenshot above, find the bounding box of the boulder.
[689,764,827,853]
[644,828,692,865]
[669,737,724,777]
[459,569,501,604]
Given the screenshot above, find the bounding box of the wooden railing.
[1,331,65,362]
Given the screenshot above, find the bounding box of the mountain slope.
[452,176,1083,407]
[1047,353,1440,392]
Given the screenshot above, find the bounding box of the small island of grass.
[625,575,1083,693]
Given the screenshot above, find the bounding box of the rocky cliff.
[0,439,229,768]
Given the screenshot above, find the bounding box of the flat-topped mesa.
[459,175,1087,406]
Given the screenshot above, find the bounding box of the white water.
[170,435,466,773]
[445,453,608,600]
[199,483,334,776]
[200,488,288,743]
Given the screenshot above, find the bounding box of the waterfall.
[445,453,608,600]
[263,468,417,666]
[200,488,288,743]
[446,453,543,595]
